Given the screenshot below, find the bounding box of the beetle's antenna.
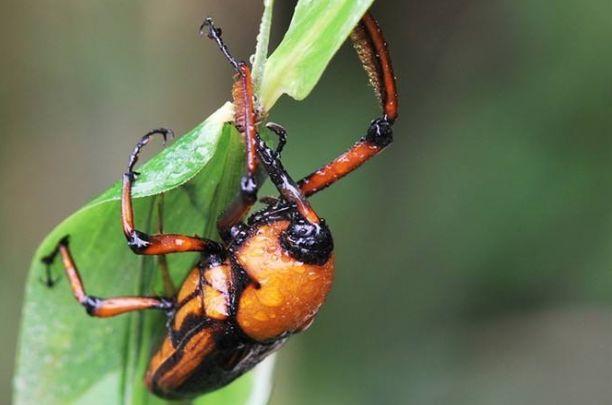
[199,17,242,73]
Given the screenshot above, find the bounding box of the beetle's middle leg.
[42,237,174,317]
[122,129,222,256]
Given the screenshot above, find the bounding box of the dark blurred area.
[2,0,612,404]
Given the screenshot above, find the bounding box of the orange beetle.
[42,11,398,399]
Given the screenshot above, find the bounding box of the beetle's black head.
[281,218,333,266]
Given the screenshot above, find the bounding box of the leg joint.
[240,175,258,204]
[126,230,151,253]
[158,298,175,312]
[365,116,394,148]
[82,296,101,316]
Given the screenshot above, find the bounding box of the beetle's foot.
[147,127,174,145]
[40,235,69,289]
[40,250,56,266]
[199,16,242,72]
[126,128,175,175]
[265,122,288,154]
[40,274,61,289]
[199,17,219,39]
[40,235,69,265]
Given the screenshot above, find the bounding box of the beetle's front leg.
[121,129,222,256]
[42,237,174,318]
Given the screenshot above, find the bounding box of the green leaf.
[14,0,374,404]
[15,112,244,405]
[260,0,375,109]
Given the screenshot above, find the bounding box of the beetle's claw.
[59,235,70,247]
[266,122,288,154]
[40,264,59,289]
[40,235,70,288]
[127,129,174,174]
[41,275,61,289]
[41,255,53,265]
[199,17,219,39]
[145,128,174,145]
[154,127,175,145]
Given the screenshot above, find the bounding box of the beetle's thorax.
[234,218,335,341]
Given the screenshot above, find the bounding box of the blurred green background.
[2,0,612,404]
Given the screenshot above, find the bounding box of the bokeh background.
[2,0,612,403]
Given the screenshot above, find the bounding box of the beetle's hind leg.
[122,129,222,256]
[296,12,398,197]
[42,237,174,317]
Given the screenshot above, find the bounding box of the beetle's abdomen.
[145,329,216,398]
[235,220,335,341]
[145,261,235,398]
